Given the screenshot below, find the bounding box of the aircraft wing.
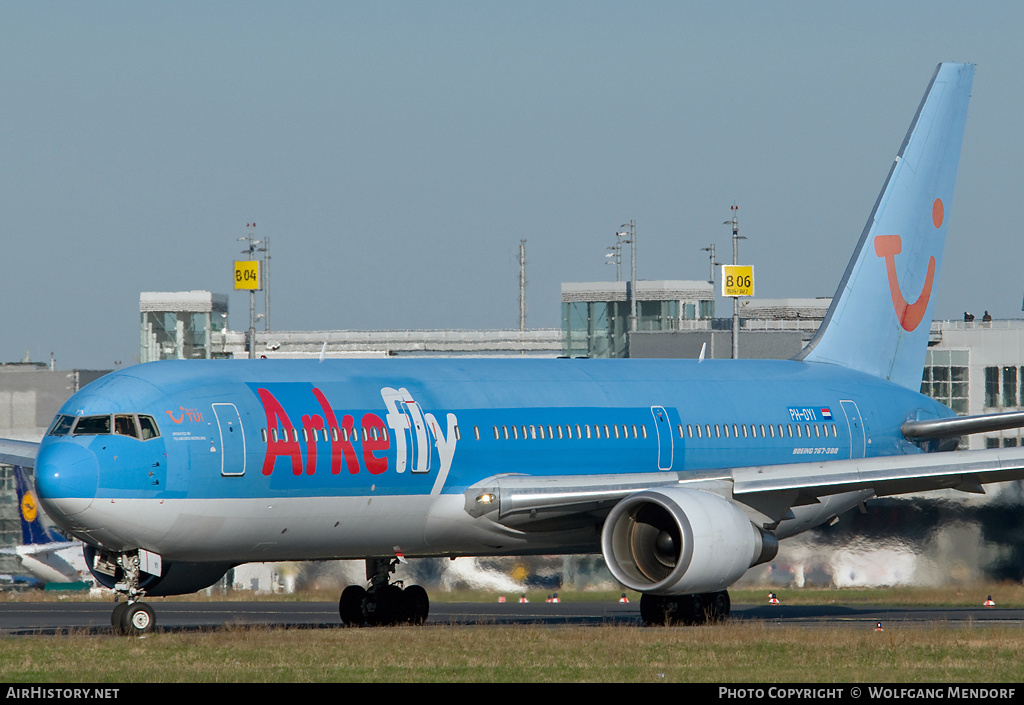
[731,446,1024,497]
[467,447,1024,527]
[0,439,40,467]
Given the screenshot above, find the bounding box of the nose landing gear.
[105,551,156,636]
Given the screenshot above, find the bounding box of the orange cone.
[768,592,780,604]
[984,595,995,607]
[618,593,629,603]
[497,595,505,603]
[519,594,529,603]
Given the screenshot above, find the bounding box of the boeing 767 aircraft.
[5,62,1024,635]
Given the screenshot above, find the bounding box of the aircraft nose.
[35,442,98,518]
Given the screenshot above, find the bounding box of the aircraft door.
[840,400,866,459]
[213,403,246,476]
[650,406,674,470]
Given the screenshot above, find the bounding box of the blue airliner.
[5,62,1024,634]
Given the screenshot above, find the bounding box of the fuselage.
[33,358,952,563]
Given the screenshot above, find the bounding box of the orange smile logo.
[873,198,943,333]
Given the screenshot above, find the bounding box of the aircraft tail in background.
[0,466,86,585]
[13,465,67,546]
[798,63,974,390]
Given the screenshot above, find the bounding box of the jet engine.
[601,488,777,595]
[83,545,234,597]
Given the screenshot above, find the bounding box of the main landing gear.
[339,557,430,627]
[106,551,156,636]
[639,590,731,626]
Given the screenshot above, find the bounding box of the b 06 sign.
[721,265,754,297]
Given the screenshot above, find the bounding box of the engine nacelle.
[83,545,234,597]
[601,488,777,595]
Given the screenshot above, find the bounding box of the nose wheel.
[106,550,157,636]
[111,600,156,636]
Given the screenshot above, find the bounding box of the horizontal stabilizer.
[0,439,39,467]
[902,410,1024,441]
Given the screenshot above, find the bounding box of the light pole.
[618,221,637,333]
[257,236,270,332]
[238,224,263,359]
[724,205,746,359]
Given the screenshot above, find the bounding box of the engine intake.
[601,487,776,595]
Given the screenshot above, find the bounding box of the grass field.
[1,583,1022,682]
[0,623,1022,682]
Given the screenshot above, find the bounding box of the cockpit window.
[138,415,160,440]
[114,414,139,439]
[47,415,76,436]
[50,413,161,440]
[73,415,112,435]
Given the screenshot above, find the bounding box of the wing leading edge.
[469,447,1024,530]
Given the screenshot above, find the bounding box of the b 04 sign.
[234,260,262,290]
[721,265,754,297]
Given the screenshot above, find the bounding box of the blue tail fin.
[13,466,65,545]
[797,63,974,389]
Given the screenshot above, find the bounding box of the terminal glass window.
[1004,367,1018,408]
[984,366,999,408]
[922,350,969,414]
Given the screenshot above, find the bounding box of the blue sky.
[2,1,1022,369]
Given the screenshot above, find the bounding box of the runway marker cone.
[768,592,780,604]
[618,593,629,603]
[497,595,505,603]
[519,594,528,603]
[875,621,884,632]
[984,595,995,607]
[552,593,560,603]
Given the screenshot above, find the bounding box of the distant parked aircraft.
[0,466,89,585]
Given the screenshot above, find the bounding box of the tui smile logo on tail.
[873,198,943,332]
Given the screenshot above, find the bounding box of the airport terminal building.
[137,289,1024,452]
